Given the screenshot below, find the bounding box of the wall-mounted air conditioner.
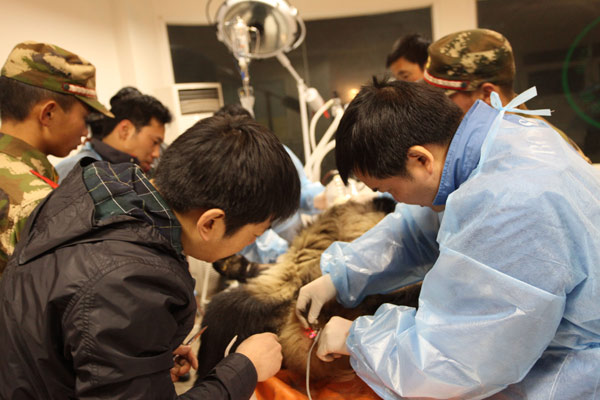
[167,82,224,143]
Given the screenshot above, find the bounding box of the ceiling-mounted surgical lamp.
[216,0,331,168]
[216,0,305,59]
[216,0,306,117]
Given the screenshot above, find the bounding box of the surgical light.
[215,0,341,181]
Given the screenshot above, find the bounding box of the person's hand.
[171,345,198,382]
[313,191,327,210]
[316,316,352,362]
[236,332,282,382]
[295,274,337,329]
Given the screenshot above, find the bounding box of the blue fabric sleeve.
[347,245,565,399]
[239,229,289,264]
[283,145,324,214]
[321,203,441,308]
[56,145,102,184]
[300,180,325,214]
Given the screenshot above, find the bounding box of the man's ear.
[196,208,226,241]
[406,145,435,174]
[117,119,135,140]
[480,82,502,103]
[38,100,59,127]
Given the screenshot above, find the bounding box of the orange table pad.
[254,369,382,400]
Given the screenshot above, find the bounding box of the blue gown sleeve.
[55,143,102,184]
[239,228,289,264]
[300,180,325,214]
[283,145,324,215]
[345,182,573,399]
[322,203,441,307]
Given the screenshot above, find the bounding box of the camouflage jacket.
[0,133,58,275]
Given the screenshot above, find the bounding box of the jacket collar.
[90,138,140,165]
[83,161,183,255]
[433,101,498,206]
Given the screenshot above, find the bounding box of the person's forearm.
[346,247,564,399]
[184,353,257,400]
[322,203,440,307]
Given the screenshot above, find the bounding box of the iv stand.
[276,52,312,166]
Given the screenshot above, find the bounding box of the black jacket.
[0,161,257,399]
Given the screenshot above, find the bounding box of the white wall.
[1,0,477,150]
[152,0,476,36]
[431,0,477,40]
[0,0,123,108]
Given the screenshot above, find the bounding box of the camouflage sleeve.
[0,142,58,276]
[0,219,26,275]
[0,189,44,277]
[0,189,9,274]
[0,186,51,276]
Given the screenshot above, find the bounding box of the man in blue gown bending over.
[296,78,600,399]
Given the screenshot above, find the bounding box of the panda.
[195,197,421,383]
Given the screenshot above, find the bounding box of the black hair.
[213,103,252,119]
[386,34,431,69]
[90,87,171,139]
[0,76,79,122]
[335,77,463,183]
[110,86,142,107]
[154,114,300,236]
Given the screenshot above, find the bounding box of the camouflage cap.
[1,41,113,117]
[423,29,515,94]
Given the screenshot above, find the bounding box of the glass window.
[478,0,600,162]
[168,8,432,175]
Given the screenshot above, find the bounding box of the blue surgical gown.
[322,101,600,399]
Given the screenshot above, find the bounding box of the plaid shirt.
[83,161,183,255]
